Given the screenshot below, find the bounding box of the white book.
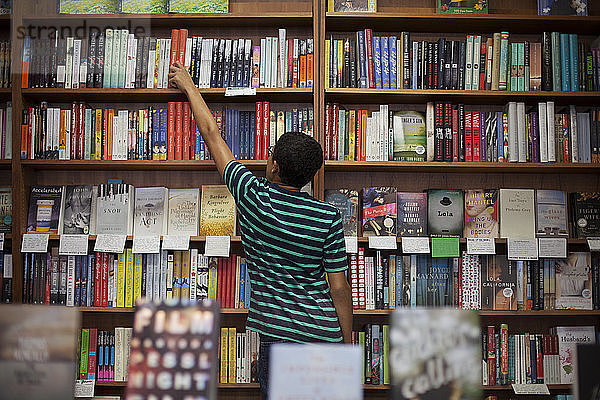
[546,101,556,162]
[96,184,134,235]
[260,38,266,87]
[162,39,172,89]
[185,37,192,69]
[271,37,278,89]
[145,254,153,301]
[516,102,527,162]
[279,29,286,87]
[103,29,113,88]
[472,35,480,90]
[507,102,518,162]
[264,37,272,88]
[119,30,129,88]
[147,41,156,89]
[204,38,214,89]
[426,102,435,161]
[465,35,473,91]
[114,328,123,381]
[396,39,402,89]
[556,326,596,384]
[72,39,81,89]
[110,30,121,88]
[499,188,535,238]
[65,37,74,89]
[379,105,386,160]
[383,104,391,160]
[125,35,134,89]
[569,105,578,162]
[159,249,167,300]
[133,187,168,236]
[152,253,160,300]
[189,248,198,302]
[538,102,548,162]
[66,255,75,306]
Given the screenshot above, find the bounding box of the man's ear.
[271,160,280,176]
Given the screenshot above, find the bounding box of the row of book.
[21,102,313,161]
[324,102,599,164]
[218,328,259,384]
[27,184,235,236]
[21,28,313,90]
[351,324,390,385]
[77,327,132,383]
[349,250,599,311]
[0,102,11,160]
[326,30,600,92]
[326,188,599,239]
[22,248,250,309]
[0,41,10,88]
[0,252,12,303]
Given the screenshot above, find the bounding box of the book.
[390,308,482,399]
[464,189,499,238]
[198,185,236,237]
[133,187,168,236]
[0,187,11,233]
[27,186,64,234]
[167,0,228,13]
[58,0,119,13]
[570,192,600,238]
[119,0,166,13]
[538,0,588,15]
[362,187,397,236]
[325,189,359,236]
[62,185,94,235]
[427,189,464,236]
[392,111,427,161]
[328,0,376,12]
[499,189,536,238]
[535,189,568,237]
[437,0,488,14]
[167,188,199,236]
[95,184,133,235]
[0,0,9,14]
[481,255,517,310]
[554,252,593,310]
[396,192,427,237]
[555,326,596,384]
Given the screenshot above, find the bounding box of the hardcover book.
[133,187,168,236]
[535,189,568,237]
[555,326,596,384]
[167,0,228,13]
[464,189,499,238]
[575,344,600,400]
[481,255,517,310]
[62,185,93,235]
[392,111,427,161]
[390,308,481,399]
[426,256,453,306]
[167,188,200,236]
[0,187,11,233]
[437,0,488,14]
[554,252,593,310]
[58,0,119,14]
[396,192,427,237]
[538,0,587,15]
[199,185,236,237]
[362,187,397,236]
[325,189,359,236]
[119,0,166,13]
[95,184,134,236]
[328,0,377,12]
[570,192,600,238]
[0,305,80,400]
[427,189,464,236]
[125,299,219,399]
[499,189,536,238]
[27,186,64,234]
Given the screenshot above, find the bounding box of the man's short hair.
[272,132,323,188]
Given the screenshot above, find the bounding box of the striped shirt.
[224,161,348,343]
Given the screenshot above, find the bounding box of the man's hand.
[169,61,195,94]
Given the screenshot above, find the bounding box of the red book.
[108,109,114,160]
[87,328,98,380]
[500,324,508,382]
[230,255,237,308]
[443,102,452,162]
[299,52,306,87]
[472,111,481,162]
[178,29,188,66]
[562,114,570,163]
[175,102,183,160]
[95,252,102,306]
[45,253,51,305]
[365,29,375,88]
[358,248,365,309]
[332,103,339,160]
[324,103,331,160]
[479,41,487,90]
[434,102,444,161]
[536,335,544,383]
[78,103,85,160]
[169,29,179,68]
[465,111,473,162]
[182,102,191,160]
[102,252,108,308]
[452,107,459,162]
[287,39,294,88]
[255,102,262,160]
[487,326,496,385]
[262,101,269,160]
[167,102,175,160]
[225,256,232,309]
[349,253,358,309]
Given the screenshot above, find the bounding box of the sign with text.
[587,237,600,252]
[204,236,230,257]
[344,237,358,254]
[132,236,161,254]
[21,234,49,253]
[368,236,397,250]
[74,380,95,398]
[511,384,550,395]
[93,234,127,254]
[507,238,539,260]
[162,235,190,251]
[431,237,460,258]
[59,235,89,256]
[466,238,496,255]
[401,237,430,254]
[538,238,567,258]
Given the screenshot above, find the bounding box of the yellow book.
[208,257,218,300]
[337,40,343,85]
[327,0,333,12]
[325,39,330,89]
[349,109,356,161]
[228,327,236,383]
[198,185,236,237]
[166,251,173,300]
[116,251,125,307]
[181,250,190,300]
[173,251,182,299]
[94,109,102,160]
[133,253,142,304]
[125,248,134,307]
[219,327,228,383]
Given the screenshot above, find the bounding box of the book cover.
[554,252,593,310]
[538,0,587,15]
[95,184,133,235]
[396,192,427,237]
[392,111,427,161]
[198,185,236,237]
[325,189,359,236]
[328,0,376,12]
[362,187,397,236]
[464,189,499,238]
[0,187,11,233]
[390,308,482,399]
[119,0,166,13]
[62,185,93,235]
[27,186,64,234]
[426,256,453,306]
[570,192,600,238]
[437,0,487,14]
[535,189,568,237]
[0,305,79,400]
[0,0,10,14]
[481,255,517,310]
[167,0,227,13]
[167,188,199,236]
[125,299,219,398]
[58,0,118,13]
[133,187,168,236]
[499,189,536,238]
[555,326,595,384]
[427,189,464,236]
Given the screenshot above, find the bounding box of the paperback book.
[198,185,236,237]
[554,252,593,310]
[464,189,499,238]
[536,189,568,237]
[570,192,600,238]
[58,0,119,14]
[481,255,517,310]
[427,189,464,236]
[325,189,359,236]
[437,0,488,14]
[396,192,427,237]
[119,0,166,13]
[62,185,94,235]
[0,187,11,233]
[167,188,199,236]
[499,189,536,238]
[538,0,588,16]
[27,186,64,234]
[555,326,596,384]
[362,187,397,236]
[167,0,228,13]
[392,111,427,161]
[133,187,168,236]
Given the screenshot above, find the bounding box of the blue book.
[81,256,87,306]
[244,265,250,308]
[357,31,368,88]
[379,328,384,383]
[160,109,167,161]
[195,124,201,160]
[395,255,402,307]
[560,33,571,91]
[373,36,382,89]
[332,39,338,87]
[389,36,397,89]
[234,110,240,159]
[97,334,104,377]
[239,111,245,160]
[381,36,390,89]
[74,256,81,306]
[239,258,245,308]
[570,34,579,91]
[249,111,256,159]
[530,337,537,382]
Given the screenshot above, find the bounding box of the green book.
[510,42,518,91]
[103,29,113,88]
[167,0,228,13]
[383,324,390,385]
[110,30,120,88]
[58,0,118,14]
[358,331,366,384]
[437,0,488,14]
[517,42,525,91]
[79,328,89,379]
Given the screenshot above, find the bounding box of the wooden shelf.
[0,88,10,98]
[325,88,600,105]
[218,383,260,389]
[363,385,389,390]
[353,310,600,316]
[46,234,244,242]
[325,12,600,35]
[21,88,313,103]
[78,307,248,313]
[21,159,267,171]
[324,160,600,174]
[484,384,571,391]
[95,381,127,387]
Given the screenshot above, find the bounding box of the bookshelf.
[6,0,600,398]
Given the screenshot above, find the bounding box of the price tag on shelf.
[466,238,496,255]
[0,232,4,251]
[538,238,567,258]
[162,235,190,251]
[94,234,127,254]
[59,234,89,256]
[205,236,230,257]
[401,237,430,254]
[345,237,358,254]
[431,237,460,258]
[511,384,550,395]
[132,235,161,254]
[507,238,539,260]
[21,234,49,253]
[225,87,256,97]
[74,380,95,398]
[587,237,600,252]
[368,236,397,250]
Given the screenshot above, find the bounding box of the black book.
[30,39,38,88]
[458,40,466,90]
[216,38,225,88]
[382,255,389,309]
[244,39,252,88]
[236,38,244,87]
[189,37,197,86]
[210,38,220,88]
[350,39,357,88]
[437,38,445,89]
[451,40,459,90]
[537,260,544,311]
[50,36,58,88]
[343,38,350,88]
[364,324,372,384]
[402,32,410,89]
[87,32,97,88]
[42,39,50,88]
[579,41,586,91]
[141,37,150,88]
[444,102,452,162]
[434,102,444,161]
[229,39,237,88]
[593,255,599,310]
[443,39,452,89]
[542,32,552,91]
[94,34,104,88]
[1,254,11,303]
[416,41,423,89]
[222,39,231,88]
[433,41,439,88]
[193,37,202,87]
[134,37,143,88]
[426,42,432,89]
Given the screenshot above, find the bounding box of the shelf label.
[507,238,539,260]
[511,384,550,395]
[401,237,430,254]
[162,235,190,251]
[368,236,397,250]
[538,238,567,258]
[21,234,49,253]
[0,232,4,251]
[225,87,256,96]
[94,234,127,254]
[587,237,600,252]
[466,238,496,255]
[132,235,161,254]
[74,380,95,398]
[345,236,358,254]
[59,234,89,256]
[205,236,230,257]
[431,237,460,258]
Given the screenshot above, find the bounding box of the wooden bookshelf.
[22,160,267,171]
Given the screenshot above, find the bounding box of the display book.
[57,0,228,14]
[327,0,377,12]
[324,101,599,163]
[21,28,313,90]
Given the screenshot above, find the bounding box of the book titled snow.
[198,185,236,237]
[58,0,119,14]
[536,189,568,237]
[362,187,397,236]
[325,189,359,236]
[538,0,587,16]
[119,0,166,13]
[62,185,94,235]
[167,0,228,13]
[397,192,427,237]
[95,184,134,235]
[555,326,596,384]
[464,189,498,238]
[0,187,11,233]
[167,188,199,236]
[27,186,64,234]
[554,252,593,310]
[427,189,464,236]
[390,308,482,400]
[133,187,168,236]
[392,111,427,161]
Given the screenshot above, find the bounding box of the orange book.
[182,102,191,160]
[299,51,307,88]
[307,48,313,88]
[175,102,183,160]
[178,29,188,66]
[169,29,179,68]
[167,102,176,160]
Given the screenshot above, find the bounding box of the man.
[169,61,353,399]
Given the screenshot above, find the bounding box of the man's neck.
[270,178,300,192]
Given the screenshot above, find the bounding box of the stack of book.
[218,328,259,384]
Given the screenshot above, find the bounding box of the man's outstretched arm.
[169,61,235,176]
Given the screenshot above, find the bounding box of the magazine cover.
[362,187,397,236]
[167,0,228,13]
[464,189,499,238]
[126,298,220,400]
[328,0,377,12]
[538,0,587,15]
[120,0,166,13]
[437,0,488,14]
[554,252,593,310]
[58,0,119,14]
[325,189,359,236]
[392,111,427,161]
[390,308,482,400]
